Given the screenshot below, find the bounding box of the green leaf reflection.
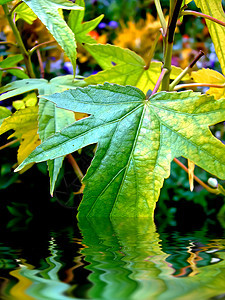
[79,217,225,300]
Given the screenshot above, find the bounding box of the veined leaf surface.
[84,44,190,93]
[194,0,225,75]
[22,0,83,72]
[68,0,104,44]
[16,84,225,218]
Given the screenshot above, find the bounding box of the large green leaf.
[22,0,83,72]
[194,0,225,75]
[0,107,11,126]
[16,84,225,218]
[68,0,104,44]
[84,44,190,93]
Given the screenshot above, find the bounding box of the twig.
[169,50,204,91]
[0,138,20,151]
[0,41,18,47]
[173,158,220,194]
[0,66,25,72]
[36,47,45,78]
[154,0,167,35]
[174,82,225,91]
[66,154,84,182]
[150,68,168,97]
[10,0,23,16]
[29,40,56,55]
[182,10,225,28]
[144,30,161,70]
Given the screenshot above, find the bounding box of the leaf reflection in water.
[79,217,225,300]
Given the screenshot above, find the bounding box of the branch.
[174,82,225,91]
[154,0,167,35]
[66,154,84,182]
[169,50,205,91]
[0,138,20,151]
[182,10,225,28]
[29,40,56,55]
[173,158,220,195]
[149,68,168,97]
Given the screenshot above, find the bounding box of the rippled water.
[0,214,225,300]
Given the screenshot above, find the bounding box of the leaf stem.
[29,40,56,55]
[10,0,23,15]
[0,138,20,151]
[2,4,35,78]
[169,50,204,91]
[0,41,18,47]
[35,42,45,78]
[154,0,167,35]
[66,154,84,182]
[182,10,225,28]
[150,68,168,97]
[161,0,183,91]
[173,158,220,195]
[174,82,225,91]
[0,66,25,71]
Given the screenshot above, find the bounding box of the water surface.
[0,214,225,300]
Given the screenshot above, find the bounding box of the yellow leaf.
[194,0,225,75]
[188,159,195,192]
[0,106,40,171]
[192,68,225,99]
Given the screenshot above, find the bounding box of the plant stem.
[150,68,168,97]
[0,138,20,151]
[10,0,23,15]
[2,4,35,78]
[174,82,225,91]
[0,41,18,47]
[154,0,167,35]
[29,40,56,55]
[173,158,220,195]
[36,47,45,78]
[161,0,183,91]
[66,154,84,182]
[169,50,204,91]
[182,10,225,27]
[0,66,25,71]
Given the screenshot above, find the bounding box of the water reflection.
[0,216,225,299]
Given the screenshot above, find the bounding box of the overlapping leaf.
[192,68,225,99]
[22,0,83,72]
[194,0,225,75]
[0,107,11,126]
[84,44,190,93]
[16,83,225,218]
[14,2,37,25]
[0,106,40,171]
[68,0,104,44]
[0,76,83,191]
[0,54,28,83]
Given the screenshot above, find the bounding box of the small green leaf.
[68,0,104,44]
[14,2,37,24]
[0,54,28,82]
[0,107,11,126]
[22,0,84,72]
[38,98,76,194]
[16,84,225,218]
[0,0,13,4]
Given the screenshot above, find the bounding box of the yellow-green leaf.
[14,3,37,24]
[192,68,225,99]
[194,0,225,75]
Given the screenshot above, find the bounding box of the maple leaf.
[22,0,83,72]
[85,43,190,93]
[15,83,225,218]
[68,0,104,44]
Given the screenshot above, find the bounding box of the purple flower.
[108,21,118,29]
[98,22,107,29]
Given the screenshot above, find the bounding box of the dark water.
[0,207,225,300]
